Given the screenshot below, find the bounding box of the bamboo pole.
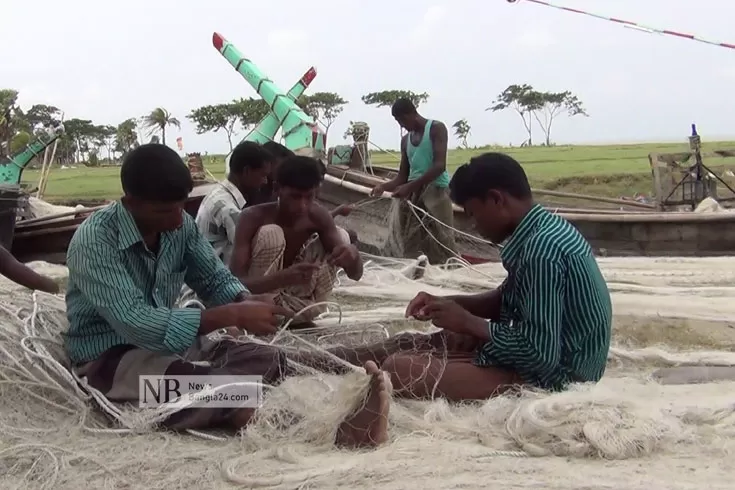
[36,139,60,200]
[325,166,656,210]
[321,174,735,224]
[35,146,51,199]
[531,188,655,210]
[15,205,106,228]
[556,211,735,223]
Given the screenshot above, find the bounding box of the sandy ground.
[2,259,734,489]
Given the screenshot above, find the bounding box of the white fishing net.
[1,256,735,489]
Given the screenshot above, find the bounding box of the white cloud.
[720,65,735,80]
[513,27,555,50]
[408,5,447,48]
[267,29,308,52]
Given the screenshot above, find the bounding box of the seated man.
[64,144,388,446]
[334,152,612,399]
[251,141,356,238]
[230,155,363,325]
[195,141,272,265]
[0,246,59,294]
[247,141,293,207]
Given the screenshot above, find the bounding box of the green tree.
[362,90,429,139]
[361,90,429,109]
[452,119,471,148]
[231,98,270,136]
[94,125,117,162]
[10,131,31,154]
[0,89,23,158]
[296,92,347,136]
[25,104,62,129]
[187,102,242,151]
[487,84,543,146]
[140,107,180,145]
[114,118,139,157]
[62,118,96,163]
[533,91,588,146]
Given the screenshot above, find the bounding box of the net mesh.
[330,195,500,264]
[2,256,735,488]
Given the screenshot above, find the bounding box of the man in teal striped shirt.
[334,152,612,399]
[65,144,391,448]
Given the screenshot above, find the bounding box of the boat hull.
[11,183,217,264]
[321,166,735,259]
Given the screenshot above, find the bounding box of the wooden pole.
[39,139,60,198]
[321,174,735,223]
[15,204,106,227]
[326,166,656,210]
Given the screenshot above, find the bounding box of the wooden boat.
[320,164,735,261]
[11,181,217,264]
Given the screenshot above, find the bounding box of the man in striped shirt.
[333,152,612,399]
[64,144,390,447]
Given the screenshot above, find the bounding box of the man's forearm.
[238,271,289,294]
[383,175,407,192]
[411,163,445,188]
[446,288,502,320]
[199,304,237,335]
[0,249,57,292]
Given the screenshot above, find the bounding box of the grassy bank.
[23,141,735,203]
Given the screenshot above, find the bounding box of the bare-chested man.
[250,141,357,242]
[230,155,364,326]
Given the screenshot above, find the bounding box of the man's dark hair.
[229,141,273,175]
[449,152,532,206]
[391,98,417,118]
[120,144,193,201]
[275,155,323,190]
[262,141,295,160]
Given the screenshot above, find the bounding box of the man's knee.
[381,353,431,393]
[335,226,351,245]
[381,353,406,389]
[214,341,290,385]
[253,224,286,254]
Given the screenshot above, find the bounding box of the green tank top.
[406,119,450,188]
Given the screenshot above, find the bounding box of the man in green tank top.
[370,98,458,264]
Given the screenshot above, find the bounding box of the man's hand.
[231,300,293,336]
[405,291,438,321]
[392,183,417,200]
[326,243,359,269]
[331,204,354,217]
[281,262,321,285]
[37,276,59,294]
[247,293,276,304]
[421,298,486,336]
[370,183,387,197]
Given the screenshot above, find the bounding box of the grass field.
[24,141,735,204]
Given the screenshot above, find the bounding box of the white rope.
[14,292,375,441]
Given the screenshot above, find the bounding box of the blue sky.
[2,0,734,153]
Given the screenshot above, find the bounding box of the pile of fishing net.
[1,258,735,489]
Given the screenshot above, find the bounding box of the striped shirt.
[195,179,247,265]
[64,201,247,365]
[475,204,612,391]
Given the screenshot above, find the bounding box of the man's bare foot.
[335,361,390,449]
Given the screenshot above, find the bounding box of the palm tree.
[140,107,180,146]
